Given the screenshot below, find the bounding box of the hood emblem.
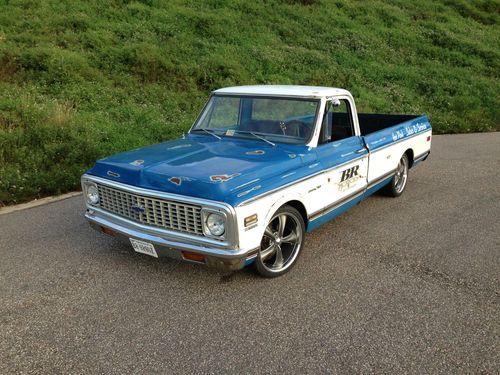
[169,177,182,186]
[245,150,265,155]
[130,159,144,166]
[210,173,241,183]
[107,171,120,178]
[169,176,193,186]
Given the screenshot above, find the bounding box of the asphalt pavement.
[1,133,499,374]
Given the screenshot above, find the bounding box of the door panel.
[313,136,368,217]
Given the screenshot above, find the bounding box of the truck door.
[312,98,369,219]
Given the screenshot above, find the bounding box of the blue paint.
[316,136,369,171]
[244,257,256,267]
[86,115,431,208]
[87,134,314,206]
[307,195,362,232]
[307,174,394,231]
[363,175,393,199]
[364,115,431,152]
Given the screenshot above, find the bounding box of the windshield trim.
[189,94,321,145]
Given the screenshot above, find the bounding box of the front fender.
[235,190,309,252]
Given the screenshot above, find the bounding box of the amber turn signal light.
[244,214,258,227]
[181,251,206,263]
[101,226,115,236]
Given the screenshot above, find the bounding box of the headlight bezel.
[201,210,226,239]
[83,181,100,205]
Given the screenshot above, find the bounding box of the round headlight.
[86,184,99,205]
[206,213,225,236]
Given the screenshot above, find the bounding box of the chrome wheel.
[256,207,304,277]
[394,155,408,194]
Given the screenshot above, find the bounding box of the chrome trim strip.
[308,187,365,221]
[82,174,239,246]
[413,151,430,163]
[237,154,367,207]
[367,169,396,188]
[308,170,396,221]
[212,92,327,100]
[246,253,258,260]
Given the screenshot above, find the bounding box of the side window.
[320,99,354,144]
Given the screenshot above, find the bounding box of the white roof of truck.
[213,85,350,99]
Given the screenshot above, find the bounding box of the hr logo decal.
[340,165,359,182]
[338,165,361,192]
[210,173,241,182]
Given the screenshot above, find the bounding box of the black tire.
[383,153,409,197]
[254,205,305,278]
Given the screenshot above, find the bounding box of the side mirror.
[331,99,341,107]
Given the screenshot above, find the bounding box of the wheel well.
[405,149,414,168]
[283,200,309,229]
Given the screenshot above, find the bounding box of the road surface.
[1,133,499,374]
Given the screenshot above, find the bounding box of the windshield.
[191,95,319,145]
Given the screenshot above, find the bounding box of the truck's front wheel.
[255,205,305,278]
[385,153,409,197]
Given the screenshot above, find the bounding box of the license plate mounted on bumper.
[130,238,158,258]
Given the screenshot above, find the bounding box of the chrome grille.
[97,184,204,235]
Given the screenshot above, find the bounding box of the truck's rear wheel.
[255,205,305,278]
[385,153,409,197]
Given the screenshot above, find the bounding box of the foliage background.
[0,0,499,204]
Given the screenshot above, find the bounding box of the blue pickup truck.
[82,85,432,277]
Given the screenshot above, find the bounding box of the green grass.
[0,0,499,205]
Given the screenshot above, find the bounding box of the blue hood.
[87,134,314,206]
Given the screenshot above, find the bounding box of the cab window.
[320,99,354,144]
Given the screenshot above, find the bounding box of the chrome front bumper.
[85,207,257,271]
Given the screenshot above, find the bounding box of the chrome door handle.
[355,148,366,154]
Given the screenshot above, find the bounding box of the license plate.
[130,238,158,258]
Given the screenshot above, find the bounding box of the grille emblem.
[131,204,146,214]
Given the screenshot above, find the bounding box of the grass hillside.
[0,0,499,205]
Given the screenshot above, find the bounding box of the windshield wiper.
[233,130,276,147]
[192,128,221,140]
